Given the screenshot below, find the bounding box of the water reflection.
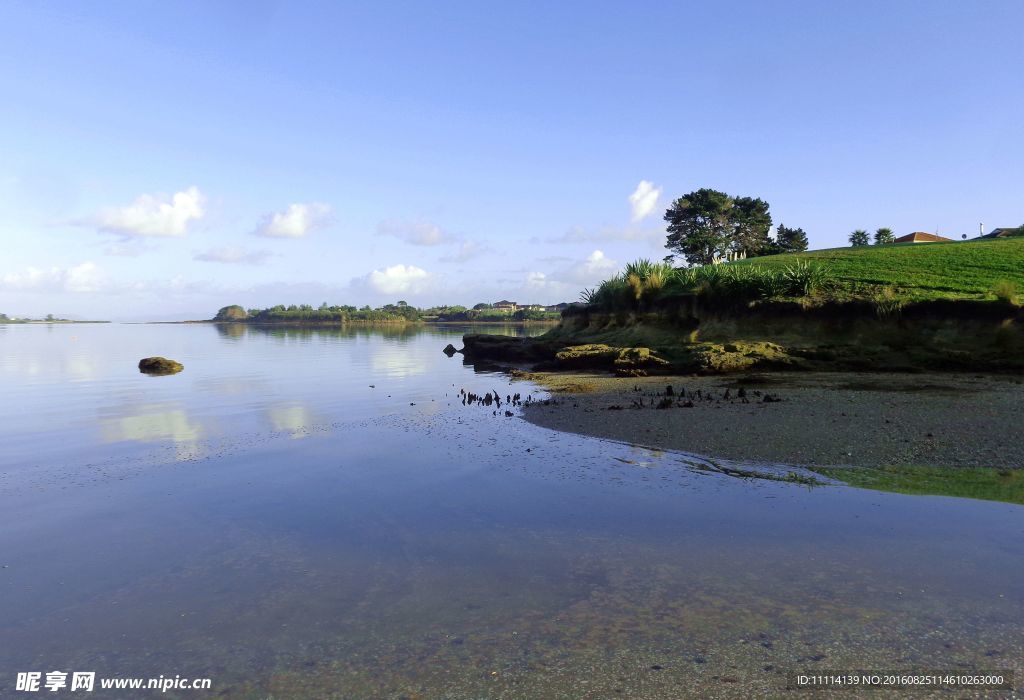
[100,403,204,459]
[2,322,1021,698]
[214,323,247,340]
[370,343,428,378]
[267,403,321,439]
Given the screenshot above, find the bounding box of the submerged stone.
[138,356,184,375]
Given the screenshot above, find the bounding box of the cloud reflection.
[101,404,203,460]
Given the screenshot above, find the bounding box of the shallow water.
[1,323,1022,698]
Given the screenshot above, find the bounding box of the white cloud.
[439,240,489,263]
[90,186,205,238]
[193,247,274,265]
[525,271,564,292]
[1,262,104,293]
[377,219,451,246]
[574,249,617,280]
[549,223,665,246]
[361,264,432,295]
[377,218,490,262]
[629,180,662,222]
[254,202,332,238]
[523,250,618,297]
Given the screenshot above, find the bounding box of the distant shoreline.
[155,319,560,326]
[0,320,109,325]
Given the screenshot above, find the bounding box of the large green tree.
[214,305,248,321]
[664,189,739,265]
[774,224,809,253]
[849,229,870,246]
[730,196,774,257]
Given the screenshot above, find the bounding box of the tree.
[45,313,55,322]
[664,188,735,265]
[874,227,895,245]
[730,196,773,257]
[774,224,809,253]
[214,305,248,321]
[849,229,870,246]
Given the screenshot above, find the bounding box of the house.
[492,300,517,311]
[893,232,953,243]
[522,304,544,312]
[545,303,570,313]
[981,227,1021,239]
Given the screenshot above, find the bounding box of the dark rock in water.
[442,343,458,356]
[138,356,184,375]
[461,334,559,362]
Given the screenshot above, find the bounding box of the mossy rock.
[554,344,620,368]
[674,341,801,373]
[612,346,670,369]
[554,344,670,372]
[138,356,184,375]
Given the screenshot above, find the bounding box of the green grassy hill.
[734,238,1024,301]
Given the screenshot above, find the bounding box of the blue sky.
[1,1,1021,320]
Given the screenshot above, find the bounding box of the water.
[1,323,1022,698]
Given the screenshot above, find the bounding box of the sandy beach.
[521,371,1024,469]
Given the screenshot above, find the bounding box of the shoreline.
[154,319,561,326]
[518,370,1024,471]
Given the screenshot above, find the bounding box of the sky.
[1,1,1021,320]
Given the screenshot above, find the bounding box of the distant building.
[893,232,953,243]
[522,304,544,311]
[492,300,517,311]
[981,227,1020,239]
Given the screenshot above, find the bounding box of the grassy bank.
[731,237,1024,302]
[459,238,1024,375]
[581,238,1024,312]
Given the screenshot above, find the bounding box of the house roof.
[982,228,1018,238]
[493,300,516,305]
[894,232,953,243]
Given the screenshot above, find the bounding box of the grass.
[580,239,1024,312]
[731,237,1024,302]
[581,258,836,310]
[813,464,1024,505]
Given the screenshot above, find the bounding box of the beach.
[520,371,1024,469]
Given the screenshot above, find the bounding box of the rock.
[442,343,458,356]
[553,344,670,373]
[460,334,558,362]
[138,356,184,375]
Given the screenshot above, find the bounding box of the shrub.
[582,258,835,311]
[781,260,833,296]
[871,286,904,319]
[992,281,1018,305]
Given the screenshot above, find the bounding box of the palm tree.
[849,229,870,246]
[874,227,895,245]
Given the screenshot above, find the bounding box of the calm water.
[1,323,1022,699]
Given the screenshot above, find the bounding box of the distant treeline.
[213,303,562,323]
